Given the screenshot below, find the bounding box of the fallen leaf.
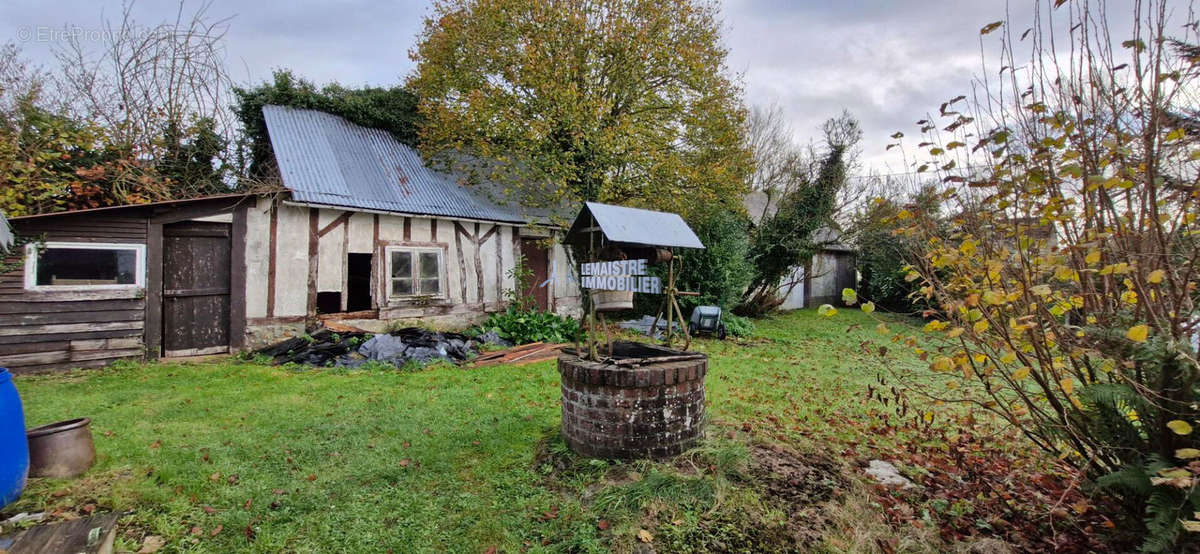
[272,489,286,495]
[227,474,239,485]
[150,440,162,449]
[137,535,166,553]
[483,547,497,554]
[1169,420,1194,435]
[210,525,223,537]
[243,498,253,509]
[270,500,282,510]
[306,474,317,481]
[51,489,69,498]
[190,526,203,536]
[597,519,610,531]
[637,529,654,543]
[81,503,96,514]
[209,472,221,482]
[244,525,257,542]
[201,505,217,515]
[399,459,411,468]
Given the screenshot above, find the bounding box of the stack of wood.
[468,342,567,368]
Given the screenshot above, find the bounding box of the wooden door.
[162,222,231,356]
[519,238,550,311]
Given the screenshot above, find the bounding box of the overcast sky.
[0,0,1146,173]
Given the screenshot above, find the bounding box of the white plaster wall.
[273,204,310,317]
[347,213,374,254]
[317,210,344,292]
[244,197,272,318]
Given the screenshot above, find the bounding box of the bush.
[634,208,752,317]
[879,5,1200,549]
[475,307,580,345]
[853,186,943,314]
[722,314,755,338]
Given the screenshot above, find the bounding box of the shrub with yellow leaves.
[863,1,1200,549]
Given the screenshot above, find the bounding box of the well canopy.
[565,202,704,250]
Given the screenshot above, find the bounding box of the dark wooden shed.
[0,195,254,373]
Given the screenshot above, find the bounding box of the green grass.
[6,309,928,552]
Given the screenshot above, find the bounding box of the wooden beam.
[307,208,319,317]
[229,204,248,350]
[149,197,248,224]
[316,211,352,238]
[267,203,278,317]
[145,221,163,358]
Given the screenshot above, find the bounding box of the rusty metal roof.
[566,202,704,249]
[262,105,527,223]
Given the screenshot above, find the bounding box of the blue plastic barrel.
[0,368,28,508]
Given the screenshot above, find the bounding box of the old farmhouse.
[0,106,580,373]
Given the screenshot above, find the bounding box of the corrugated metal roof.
[567,202,704,249]
[262,105,527,223]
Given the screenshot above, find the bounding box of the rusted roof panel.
[262,105,527,223]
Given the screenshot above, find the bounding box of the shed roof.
[262,105,529,224]
[566,202,704,249]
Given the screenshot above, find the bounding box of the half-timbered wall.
[243,198,581,347]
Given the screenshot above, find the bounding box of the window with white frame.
[386,247,445,298]
[25,242,147,291]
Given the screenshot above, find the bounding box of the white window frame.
[384,246,447,300]
[24,242,147,292]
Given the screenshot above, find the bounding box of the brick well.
[558,352,707,459]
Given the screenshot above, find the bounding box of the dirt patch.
[750,443,847,549]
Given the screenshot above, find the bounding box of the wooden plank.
[307,209,319,316]
[371,215,380,310]
[163,287,230,298]
[0,320,142,337]
[0,309,145,326]
[0,350,70,366]
[11,289,145,302]
[145,222,164,358]
[0,340,70,355]
[453,223,469,303]
[404,217,411,241]
[7,512,119,554]
[9,357,123,374]
[0,299,144,314]
[267,203,278,317]
[70,337,143,351]
[0,328,143,346]
[230,204,248,350]
[71,347,145,362]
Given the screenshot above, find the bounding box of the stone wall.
[558,354,706,459]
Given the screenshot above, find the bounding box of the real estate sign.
[579,259,661,294]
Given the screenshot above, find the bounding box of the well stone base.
[558,353,706,459]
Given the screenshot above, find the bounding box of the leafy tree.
[157,117,229,198]
[407,0,753,219]
[233,70,420,181]
[739,144,847,317]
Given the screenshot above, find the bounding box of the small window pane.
[419,252,440,278]
[392,278,413,296]
[419,278,439,294]
[391,252,412,278]
[37,248,137,286]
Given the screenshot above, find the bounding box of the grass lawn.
[6,310,948,552]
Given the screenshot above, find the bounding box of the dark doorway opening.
[346,253,373,312]
[316,292,342,314]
